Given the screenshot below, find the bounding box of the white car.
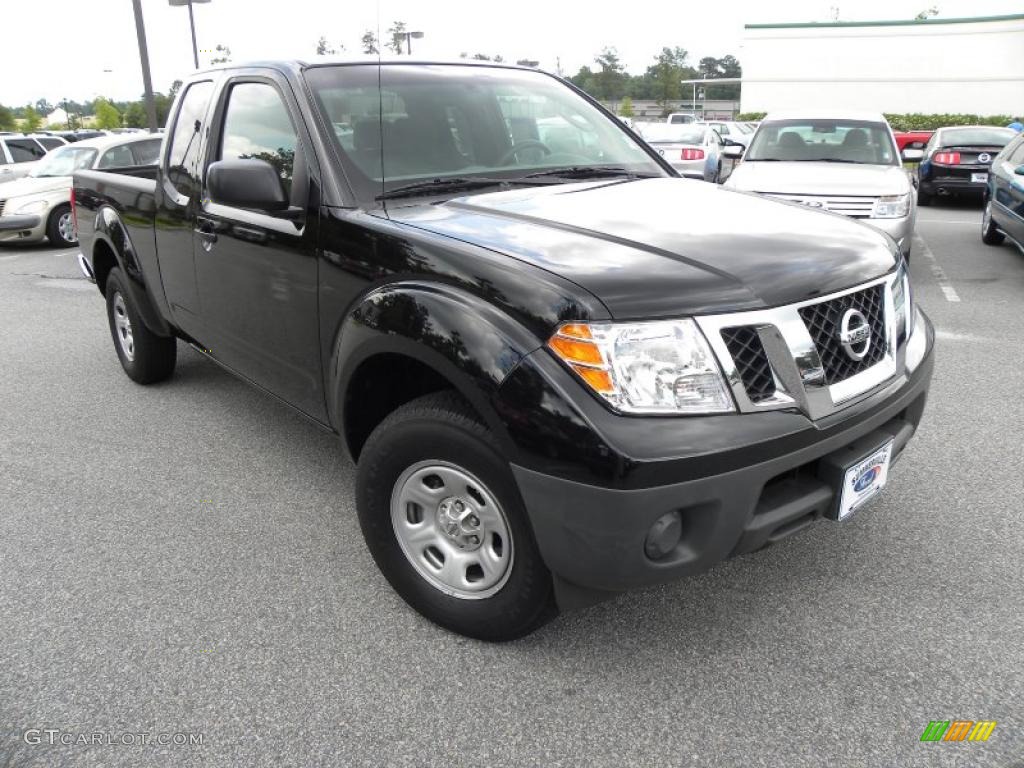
[0,134,68,181]
[724,110,917,259]
[0,133,162,247]
[696,120,756,148]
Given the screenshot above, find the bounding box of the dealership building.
[739,14,1024,115]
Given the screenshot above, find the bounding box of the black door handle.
[194,216,218,245]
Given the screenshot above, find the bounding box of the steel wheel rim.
[112,292,135,361]
[58,211,77,244]
[391,460,514,599]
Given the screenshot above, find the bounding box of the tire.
[356,391,554,641]
[105,268,177,384]
[981,200,1005,245]
[46,203,77,247]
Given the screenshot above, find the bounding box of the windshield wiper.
[376,176,555,201]
[522,166,654,180]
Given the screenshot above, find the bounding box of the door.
[195,75,325,420]
[3,138,46,180]
[154,80,215,338]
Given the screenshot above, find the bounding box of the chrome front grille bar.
[696,273,905,421]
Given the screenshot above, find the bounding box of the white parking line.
[914,233,960,302]
[915,219,976,226]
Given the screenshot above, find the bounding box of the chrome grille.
[696,275,902,421]
[798,285,887,384]
[764,192,877,219]
[721,327,776,403]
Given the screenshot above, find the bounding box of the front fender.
[91,206,172,337]
[330,281,543,458]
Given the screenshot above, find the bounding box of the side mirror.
[722,144,744,159]
[207,159,288,211]
[1015,164,1024,176]
[901,148,924,162]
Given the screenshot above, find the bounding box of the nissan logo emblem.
[838,308,871,361]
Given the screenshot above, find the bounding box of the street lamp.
[169,0,211,69]
[403,30,424,55]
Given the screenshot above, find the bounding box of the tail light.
[933,151,961,165]
[680,148,705,161]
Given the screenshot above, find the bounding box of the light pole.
[169,0,211,69]
[131,0,159,133]
[403,30,424,55]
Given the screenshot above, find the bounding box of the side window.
[0,143,8,165]
[132,139,162,166]
[38,138,65,150]
[1008,138,1024,165]
[167,80,214,194]
[6,139,46,162]
[218,82,298,197]
[98,145,136,169]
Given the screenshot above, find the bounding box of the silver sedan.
[636,124,725,182]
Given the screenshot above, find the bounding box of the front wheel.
[356,391,554,641]
[46,204,77,247]
[981,200,1005,245]
[105,268,177,384]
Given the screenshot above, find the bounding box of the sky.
[1,0,1021,109]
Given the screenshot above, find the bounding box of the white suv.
[0,134,68,181]
[725,111,917,259]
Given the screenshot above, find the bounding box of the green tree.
[387,21,407,55]
[646,47,693,112]
[123,102,147,129]
[169,79,183,99]
[94,98,122,129]
[21,105,42,132]
[361,30,379,54]
[34,99,53,116]
[618,96,634,117]
[0,104,15,131]
[915,6,939,19]
[316,36,343,55]
[593,47,627,103]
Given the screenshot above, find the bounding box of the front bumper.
[508,311,934,606]
[0,214,43,242]
[865,214,914,255]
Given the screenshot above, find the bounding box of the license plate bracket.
[817,432,896,521]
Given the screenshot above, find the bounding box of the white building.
[740,14,1024,115]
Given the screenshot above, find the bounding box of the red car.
[893,130,933,152]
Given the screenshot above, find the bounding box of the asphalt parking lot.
[1,201,1022,767]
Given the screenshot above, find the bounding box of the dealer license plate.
[971,172,988,183]
[837,441,893,520]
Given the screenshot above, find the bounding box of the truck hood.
[0,175,70,200]
[388,177,897,318]
[725,161,911,197]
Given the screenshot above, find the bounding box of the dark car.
[72,60,934,640]
[917,125,1017,205]
[981,130,1024,247]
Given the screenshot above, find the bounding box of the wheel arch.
[331,282,542,462]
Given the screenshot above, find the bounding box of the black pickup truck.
[74,60,934,640]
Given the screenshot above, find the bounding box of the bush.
[734,111,1013,131]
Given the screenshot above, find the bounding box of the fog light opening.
[644,511,683,561]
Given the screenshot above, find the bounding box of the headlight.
[547,320,735,414]
[872,193,910,219]
[892,262,914,343]
[14,199,48,215]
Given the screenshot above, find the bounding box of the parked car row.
[0,133,162,247]
[981,129,1024,249]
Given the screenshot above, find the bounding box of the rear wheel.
[46,204,77,247]
[981,200,1005,245]
[105,268,177,384]
[356,391,554,641]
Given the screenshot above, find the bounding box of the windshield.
[746,119,897,165]
[939,127,1015,147]
[29,146,98,177]
[638,124,706,144]
[306,64,664,201]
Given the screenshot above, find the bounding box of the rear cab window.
[166,81,215,196]
[6,138,46,163]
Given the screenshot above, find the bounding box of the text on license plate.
[971,173,988,183]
